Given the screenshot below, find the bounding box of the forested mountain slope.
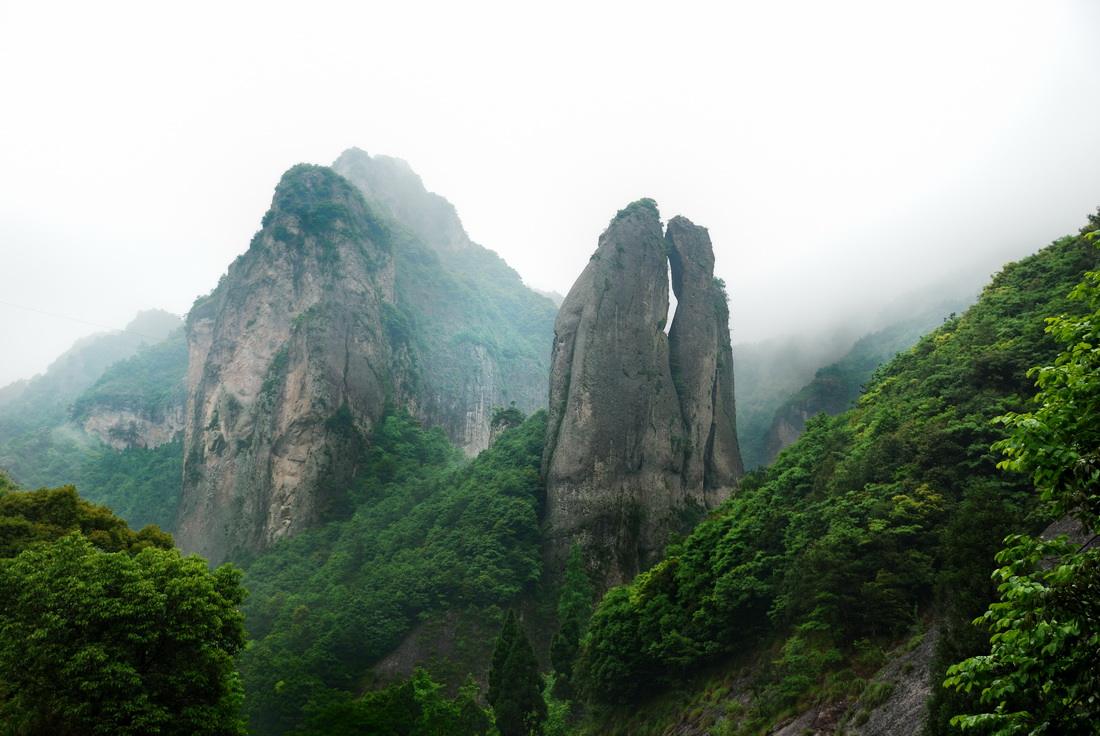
[760,295,974,465]
[333,148,558,455]
[177,152,557,563]
[0,309,179,450]
[0,312,187,532]
[575,214,1100,735]
[238,411,547,734]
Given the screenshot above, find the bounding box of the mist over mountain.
[3,3,1100,734]
[735,279,980,468]
[2,137,1098,735]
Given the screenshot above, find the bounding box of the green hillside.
[239,410,547,734]
[575,216,1100,735]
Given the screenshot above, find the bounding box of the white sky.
[2,0,1099,387]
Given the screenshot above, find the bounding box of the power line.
[0,299,165,342]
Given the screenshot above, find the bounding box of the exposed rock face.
[176,165,397,563]
[333,148,556,456]
[72,327,190,450]
[667,216,744,500]
[543,200,743,585]
[176,153,557,562]
[81,405,185,450]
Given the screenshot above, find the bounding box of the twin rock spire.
[174,154,743,581]
[543,199,743,585]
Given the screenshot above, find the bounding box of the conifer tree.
[488,611,546,736]
[550,544,594,689]
[488,609,518,708]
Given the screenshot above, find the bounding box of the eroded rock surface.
[176,154,557,562]
[543,200,743,585]
[81,405,185,449]
[176,165,395,563]
[334,148,555,456]
[667,216,744,499]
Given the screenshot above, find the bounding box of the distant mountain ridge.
[0,310,180,445]
[760,294,975,464]
[735,284,980,469]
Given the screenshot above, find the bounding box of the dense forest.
[2,186,1098,735]
[572,218,1100,734]
[239,410,547,734]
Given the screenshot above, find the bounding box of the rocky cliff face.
[81,405,186,450]
[176,153,557,562]
[667,216,744,498]
[333,148,556,456]
[72,327,190,450]
[543,200,743,585]
[176,165,399,562]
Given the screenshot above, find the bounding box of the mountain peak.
[332,147,471,252]
[123,310,182,342]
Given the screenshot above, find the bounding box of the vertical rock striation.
[543,201,743,586]
[177,165,396,563]
[333,148,556,456]
[176,152,558,563]
[666,216,744,500]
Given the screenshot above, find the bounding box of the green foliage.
[0,486,244,736]
[0,484,172,557]
[614,198,659,221]
[71,328,188,419]
[291,669,495,736]
[269,164,390,250]
[489,615,547,736]
[738,294,975,469]
[944,238,1100,734]
[490,611,520,708]
[759,309,971,464]
[492,405,527,433]
[991,263,1100,526]
[240,411,547,734]
[550,545,595,690]
[389,226,557,429]
[541,674,574,736]
[75,439,183,531]
[576,222,1099,731]
[0,433,184,533]
[0,325,187,533]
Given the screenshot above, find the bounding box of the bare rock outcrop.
[543,200,743,585]
[176,154,557,563]
[81,405,185,450]
[667,216,744,499]
[176,165,397,563]
[333,148,556,456]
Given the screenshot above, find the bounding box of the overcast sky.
[2,0,1099,387]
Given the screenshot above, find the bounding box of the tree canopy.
[574,217,1099,733]
[0,486,246,736]
[944,239,1100,734]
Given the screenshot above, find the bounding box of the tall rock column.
[667,216,744,503]
[542,201,743,587]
